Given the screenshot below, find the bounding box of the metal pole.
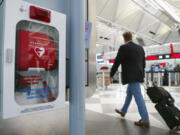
[169,72,171,91]
[178,72,180,86]
[175,72,177,86]
[96,73,98,89]
[160,72,163,86]
[102,71,105,92]
[69,0,86,135]
[146,73,149,86]
[149,72,152,86]
[158,72,160,86]
[179,72,180,85]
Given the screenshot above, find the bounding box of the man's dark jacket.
[110,41,145,85]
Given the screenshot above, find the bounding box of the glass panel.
[15,20,59,105]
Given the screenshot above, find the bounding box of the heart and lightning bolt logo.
[34,47,45,57]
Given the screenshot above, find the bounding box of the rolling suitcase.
[145,69,180,130]
[155,103,180,130]
[147,85,174,105]
[146,85,180,129]
[146,69,174,104]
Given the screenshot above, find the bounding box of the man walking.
[110,32,150,127]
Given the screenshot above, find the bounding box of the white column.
[69,0,86,135]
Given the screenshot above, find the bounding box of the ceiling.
[96,0,180,53]
[165,0,180,9]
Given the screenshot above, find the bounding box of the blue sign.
[85,21,92,48]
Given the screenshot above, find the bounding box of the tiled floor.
[0,84,179,135]
[86,84,180,130]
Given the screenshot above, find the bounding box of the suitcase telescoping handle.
[142,83,148,90]
[143,66,155,90]
[151,66,153,82]
[150,66,156,86]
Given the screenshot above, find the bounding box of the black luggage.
[147,85,174,104]
[146,69,174,104]
[145,69,180,130]
[155,103,180,129]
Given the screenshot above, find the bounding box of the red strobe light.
[30,6,51,23]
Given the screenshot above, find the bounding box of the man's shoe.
[134,120,150,128]
[115,109,125,117]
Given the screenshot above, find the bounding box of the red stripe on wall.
[146,56,158,60]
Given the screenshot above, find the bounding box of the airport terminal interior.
[1,0,180,135]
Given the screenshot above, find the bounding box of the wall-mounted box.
[0,0,66,119]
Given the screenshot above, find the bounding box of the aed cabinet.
[0,0,66,118]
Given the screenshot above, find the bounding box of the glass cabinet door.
[15,20,59,105]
